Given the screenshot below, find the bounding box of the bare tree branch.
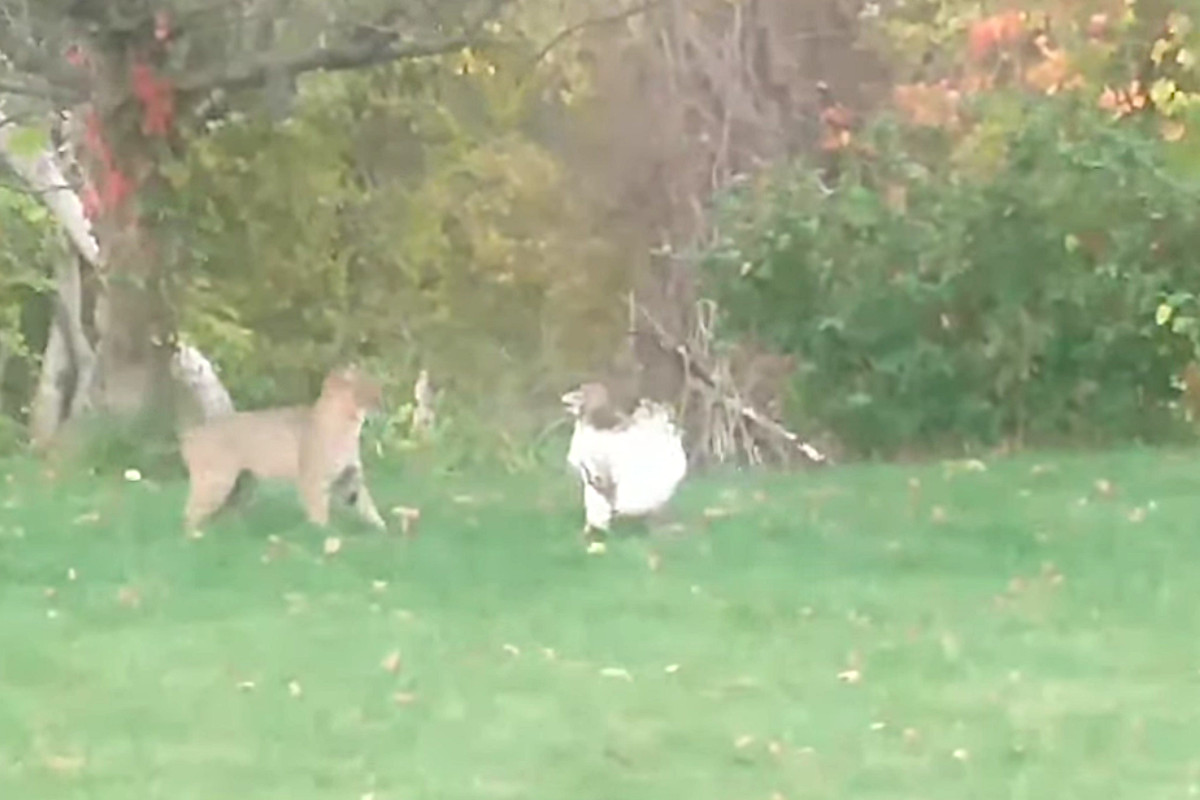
[173,0,517,96]
[0,76,82,103]
[529,0,662,68]
[0,177,78,195]
[174,34,480,94]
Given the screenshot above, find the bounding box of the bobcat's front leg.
[335,464,387,530]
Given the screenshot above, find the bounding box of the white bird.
[561,382,688,541]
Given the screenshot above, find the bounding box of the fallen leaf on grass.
[116,586,141,609]
[283,592,307,614]
[1127,506,1147,523]
[952,747,970,761]
[323,536,342,556]
[390,505,421,537]
[1094,478,1116,498]
[702,506,734,519]
[586,541,607,555]
[600,667,633,681]
[43,587,56,599]
[870,721,887,731]
[381,650,403,673]
[237,680,257,691]
[287,679,302,698]
[73,511,100,524]
[664,663,681,674]
[943,459,987,477]
[836,668,861,684]
[903,727,921,745]
[1030,463,1057,476]
[67,567,77,581]
[371,580,388,592]
[262,535,289,563]
[393,691,418,705]
[734,734,755,749]
[123,468,142,482]
[767,740,784,756]
[503,643,521,657]
[647,551,662,571]
[930,506,948,524]
[43,753,86,775]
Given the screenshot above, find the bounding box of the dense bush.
[704,96,1200,457]
[159,64,625,469]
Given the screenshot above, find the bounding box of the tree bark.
[0,107,233,445]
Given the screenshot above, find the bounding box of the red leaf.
[80,181,101,221]
[131,61,175,137]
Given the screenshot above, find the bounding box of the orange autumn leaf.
[893,82,961,128]
[1098,81,1147,118]
[969,11,1027,62]
[1025,48,1080,93]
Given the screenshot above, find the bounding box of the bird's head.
[561,382,622,429]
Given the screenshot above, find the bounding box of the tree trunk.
[0,106,233,446]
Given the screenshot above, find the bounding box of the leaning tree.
[0,0,510,446]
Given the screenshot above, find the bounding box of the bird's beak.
[561,389,583,414]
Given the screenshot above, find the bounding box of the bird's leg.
[581,482,613,544]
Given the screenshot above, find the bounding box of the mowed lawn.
[2,448,1200,798]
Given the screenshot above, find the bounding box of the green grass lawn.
[2,447,1200,798]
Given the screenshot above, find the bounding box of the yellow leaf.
[381,650,403,673]
[1152,38,1173,65]
[1150,78,1178,109]
[1157,303,1175,326]
[322,536,342,556]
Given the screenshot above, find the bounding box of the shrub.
[704,96,1200,457]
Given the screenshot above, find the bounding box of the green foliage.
[0,184,59,421]
[705,95,1200,456]
[162,54,625,465]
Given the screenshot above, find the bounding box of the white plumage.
[562,383,688,537]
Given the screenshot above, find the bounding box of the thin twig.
[527,0,661,68]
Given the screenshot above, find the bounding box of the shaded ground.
[1,447,1199,798]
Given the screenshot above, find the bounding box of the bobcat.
[180,365,387,533]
